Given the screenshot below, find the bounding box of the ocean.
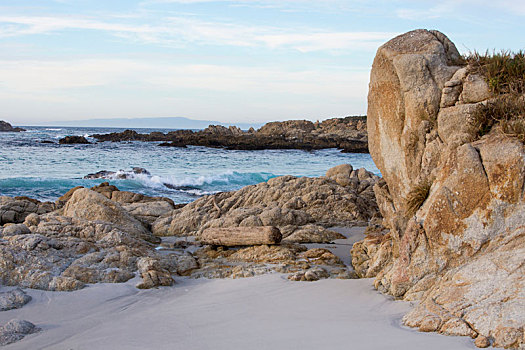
[0,126,380,204]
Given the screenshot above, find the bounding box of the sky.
[1,0,524,125]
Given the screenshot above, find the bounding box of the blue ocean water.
[0,126,380,203]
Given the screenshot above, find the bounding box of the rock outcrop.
[0,121,25,132]
[0,197,55,225]
[92,116,369,153]
[152,164,380,242]
[352,29,524,348]
[58,136,90,144]
[1,163,375,292]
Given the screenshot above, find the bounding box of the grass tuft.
[406,181,432,217]
[464,50,525,142]
[465,50,525,95]
[471,95,525,140]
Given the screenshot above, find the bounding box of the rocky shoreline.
[89,116,369,153]
[1,29,524,349]
[0,164,377,345]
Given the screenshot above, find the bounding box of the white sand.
[0,274,477,350]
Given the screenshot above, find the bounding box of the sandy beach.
[0,273,478,350]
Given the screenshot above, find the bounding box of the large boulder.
[354,29,524,348]
[62,188,158,244]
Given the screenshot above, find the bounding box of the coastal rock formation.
[84,167,150,180]
[0,163,373,292]
[0,121,25,132]
[152,164,380,242]
[0,319,40,346]
[62,188,159,244]
[58,136,90,144]
[0,196,55,225]
[92,116,369,153]
[352,29,524,347]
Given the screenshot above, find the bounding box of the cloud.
[0,14,392,53]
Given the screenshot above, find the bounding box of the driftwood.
[200,226,282,246]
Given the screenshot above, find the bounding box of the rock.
[459,73,491,104]
[367,29,461,214]
[474,335,491,348]
[152,165,379,242]
[122,200,174,225]
[354,29,525,348]
[0,319,40,346]
[0,196,55,225]
[0,121,25,132]
[58,135,90,144]
[91,117,369,153]
[282,225,345,243]
[0,288,31,311]
[200,226,282,246]
[62,188,158,244]
[136,257,174,289]
[23,213,40,227]
[2,224,31,236]
[304,267,330,281]
[84,167,151,180]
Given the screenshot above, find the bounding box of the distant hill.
[42,117,263,130]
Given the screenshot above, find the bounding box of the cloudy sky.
[1,0,524,125]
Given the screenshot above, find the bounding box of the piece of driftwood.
[200,226,282,246]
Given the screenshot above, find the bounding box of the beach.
[0,274,477,350]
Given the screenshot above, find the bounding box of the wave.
[0,170,277,202]
[104,169,276,194]
[45,128,62,131]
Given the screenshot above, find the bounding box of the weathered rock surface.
[0,288,31,311]
[135,257,174,289]
[353,29,524,348]
[0,319,40,346]
[0,121,25,132]
[62,188,159,244]
[92,116,369,153]
[152,164,380,242]
[0,187,173,291]
[0,196,55,225]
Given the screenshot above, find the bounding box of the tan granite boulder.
[354,29,525,348]
[63,188,158,243]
